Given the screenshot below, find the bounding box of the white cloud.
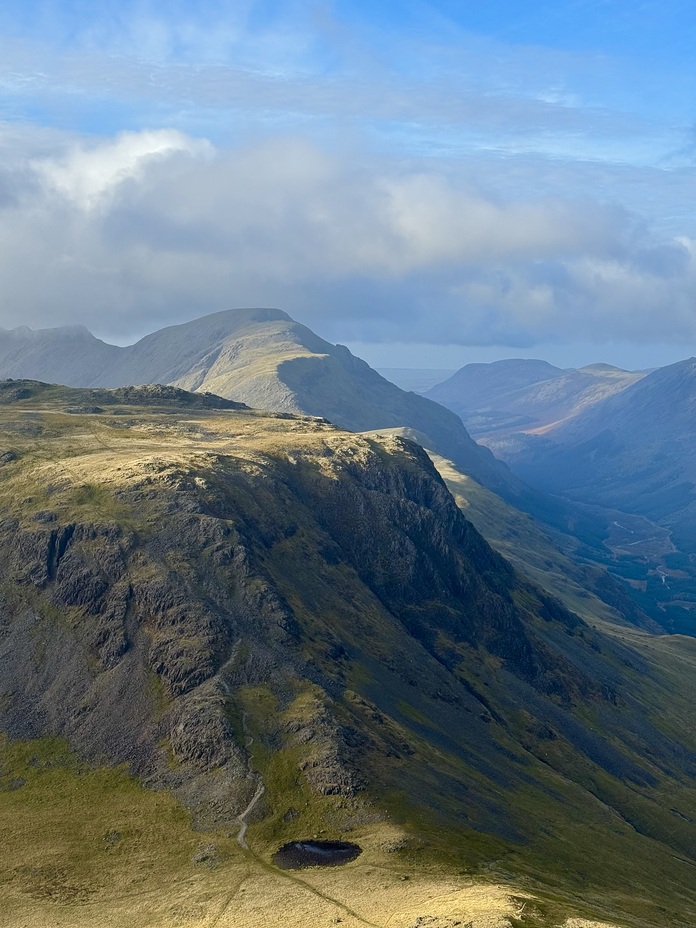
[0,128,693,350]
[32,130,212,208]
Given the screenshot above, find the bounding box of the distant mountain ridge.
[0,323,120,386]
[426,357,644,439]
[455,356,696,636]
[0,309,292,388]
[508,357,696,542]
[0,309,522,499]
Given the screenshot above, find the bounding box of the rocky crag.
[0,382,695,927]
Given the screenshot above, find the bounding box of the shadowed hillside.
[0,382,694,927]
[479,359,696,636]
[426,359,643,441]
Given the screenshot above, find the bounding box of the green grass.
[0,733,536,928]
[235,684,363,853]
[0,735,244,925]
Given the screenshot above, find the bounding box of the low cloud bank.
[0,128,693,347]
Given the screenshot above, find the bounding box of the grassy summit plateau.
[0,381,694,928]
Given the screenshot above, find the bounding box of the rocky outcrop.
[0,386,693,865]
[0,419,592,822]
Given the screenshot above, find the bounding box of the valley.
[425,357,696,638]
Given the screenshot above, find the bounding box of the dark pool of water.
[272,840,362,870]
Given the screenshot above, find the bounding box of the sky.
[0,0,694,369]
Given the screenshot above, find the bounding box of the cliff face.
[1,382,695,926]
[0,384,590,823]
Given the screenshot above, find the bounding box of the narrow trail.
[223,710,381,928]
[207,868,252,928]
[250,854,385,928]
[235,709,266,849]
[235,777,265,849]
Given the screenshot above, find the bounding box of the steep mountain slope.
[362,428,659,635]
[506,358,696,541]
[0,382,695,927]
[0,310,522,499]
[426,359,643,440]
[0,324,120,386]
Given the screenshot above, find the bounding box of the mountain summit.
[0,309,520,497]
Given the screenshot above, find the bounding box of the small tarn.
[273,840,362,869]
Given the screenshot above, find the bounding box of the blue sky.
[0,0,694,368]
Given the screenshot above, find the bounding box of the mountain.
[426,358,643,440]
[0,309,291,387]
[0,323,120,385]
[0,314,675,635]
[363,429,660,636]
[506,358,696,537]
[1,381,695,928]
[0,310,522,500]
[490,358,696,636]
[0,315,659,634]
